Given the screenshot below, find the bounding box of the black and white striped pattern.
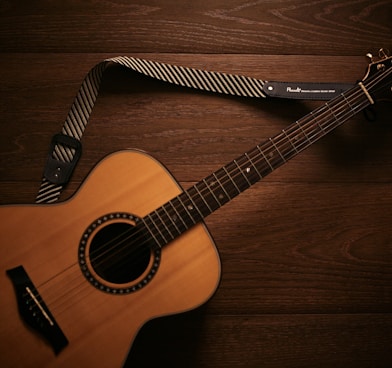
[36,56,266,204]
[111,57,266,98]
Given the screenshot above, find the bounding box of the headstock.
[364,49,391,78]
[362,48,392,102]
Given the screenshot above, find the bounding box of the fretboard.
[142,81,373,248]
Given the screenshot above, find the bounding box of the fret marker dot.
[218,193,224,200]
[246,167,251,173]
[187,205,194,211]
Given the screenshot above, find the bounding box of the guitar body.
[0,150,221,367]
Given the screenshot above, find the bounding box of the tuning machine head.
[366,48,390,63]
[378,48,390,59]
[366,53,374,62]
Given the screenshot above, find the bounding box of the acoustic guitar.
[1,52,391,367]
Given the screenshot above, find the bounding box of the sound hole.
[89,222,151,284]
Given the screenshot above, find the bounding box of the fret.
[319,101,345,137]
[244,152,263,179]
[155,210,175,241]
[182,190,204,221]
[155,207,177,239]
[269,137,286,163]
[141,217,165,248]
[177,194,197,226]
[161,203,182,235]
[332,97,347,119]
[166,199,189,234]
[193,183,214,215]
[306,111,326,142]
[313,112,327,134]
[256,144,274,171]
[283,123,306,152]
[186,185,212,217]
[342,93,357,112]
[325,101,339,123]
[236,153,261,185]
[234,159,252,186]
[282,128,299,153]
[147,213,170,244]
[303,113,329,143]
[333,95,355,121]
[277,131,299,158]
[206,168,233,206]
[222,165,241,194]
[295,120,313,147]
[262,143,282,168]
[323,97,356,134]
[246,146,268,178]
[202,178,224,207]
[212,170,233,202]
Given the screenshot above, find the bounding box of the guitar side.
[0,150,221,368]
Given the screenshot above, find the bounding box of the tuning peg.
[366,53,374,62]
[378,48,390,59]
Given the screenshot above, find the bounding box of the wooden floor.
[0,1,391,367]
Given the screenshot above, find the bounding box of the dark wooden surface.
[1,1,391,367]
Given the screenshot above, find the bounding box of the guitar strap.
[35,56,353,204]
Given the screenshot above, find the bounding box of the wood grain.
[0,0,391,55]
[0,1,391,367]
[128,313,392,368]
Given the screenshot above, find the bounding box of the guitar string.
[37,74,379,308]
[78,62,389,270]
[81,90,370,272]
[76,77,376,267]
[34,75,380,314]
[38,93,372,313]
[37,66,391,316]
[82,101,358,271]
[40,85,372,315]
[47,93,374,318]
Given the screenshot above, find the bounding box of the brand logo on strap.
[286,86,336,94]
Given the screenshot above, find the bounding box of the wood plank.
[126,312,392,368]
[1,1,392,367]
[0,1,390,55]
[0,52,391,367]
[209,182,392,314]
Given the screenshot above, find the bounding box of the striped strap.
[36,56,268,204]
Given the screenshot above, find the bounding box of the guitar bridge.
[6,265,68,355]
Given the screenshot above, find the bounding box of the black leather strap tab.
[44,133,82,185]
[263,81,354,100]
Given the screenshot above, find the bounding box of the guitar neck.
[143,81,373,248]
